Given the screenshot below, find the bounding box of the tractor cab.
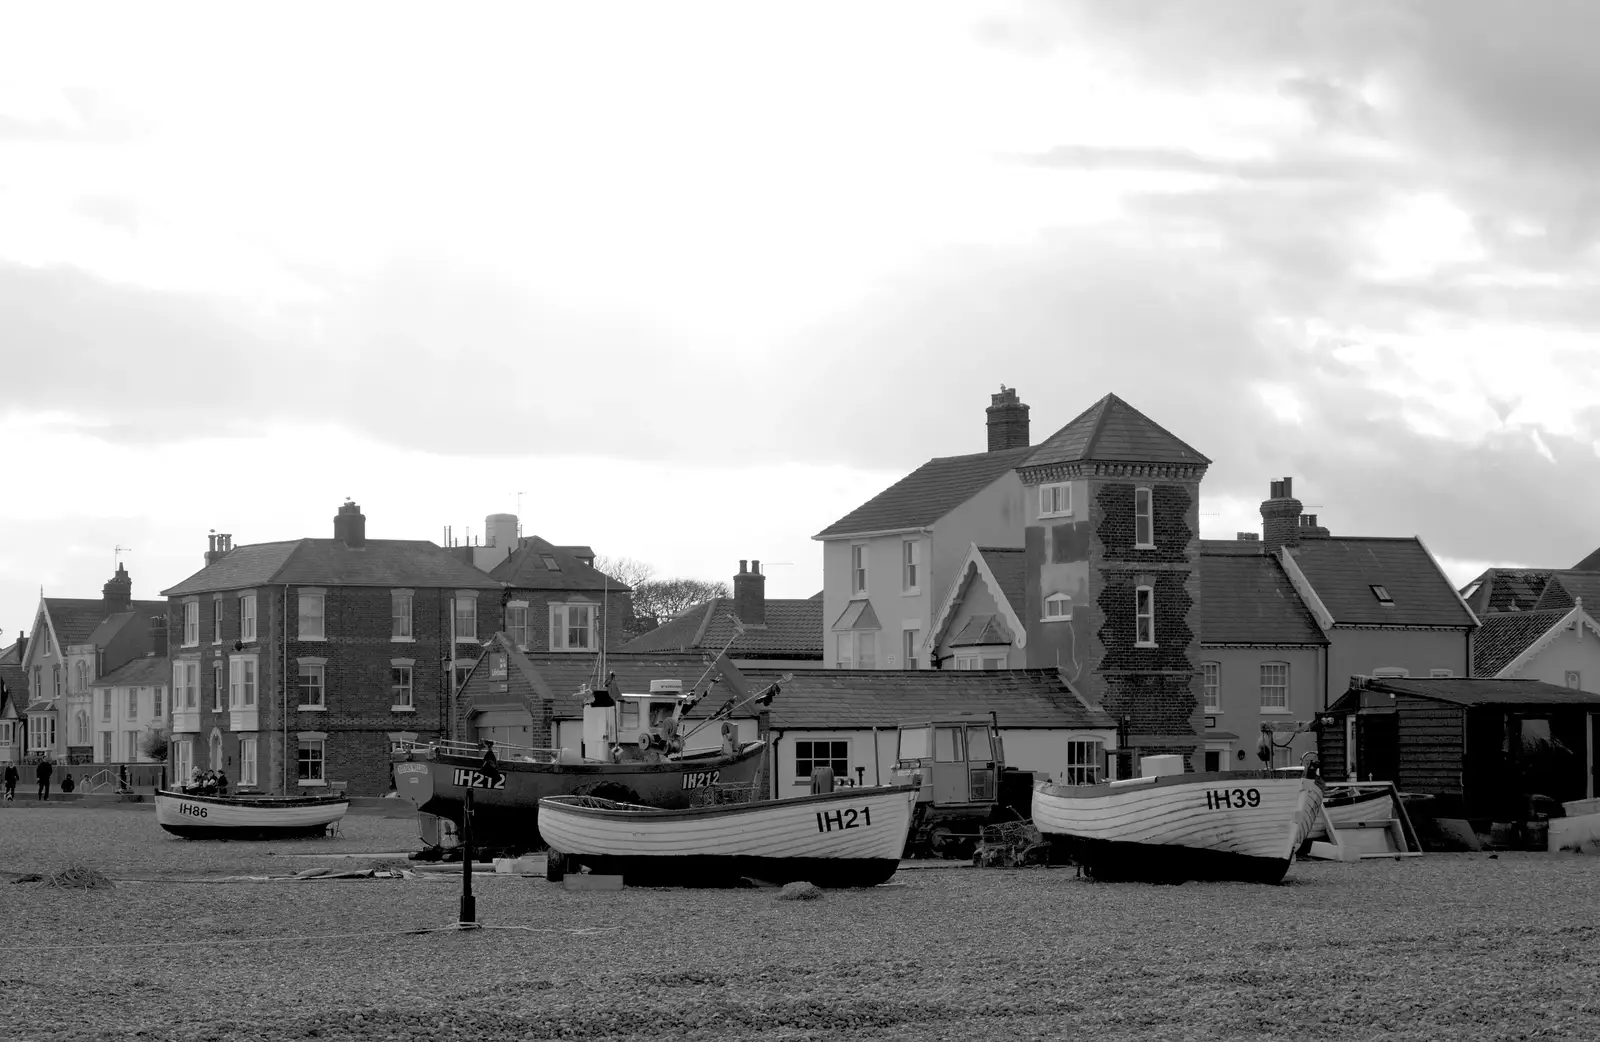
[893,714,1004,810]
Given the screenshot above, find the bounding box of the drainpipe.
[872,726,881,786]
[769,729,785,800]
[282,584,289,795]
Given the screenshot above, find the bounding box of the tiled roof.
[813,447,1032,539]
[1333,676,1600,709]
[491,535,626,592]
[1573,547,1600,571]
[93,655,172,688]
[162,539,500,596]
[1285,537,1475,628]
[1461,568,1553,616]
[1199,552,1326,645]
[1533,572,1600,613]
[618,598,823,659]
[977,548,1026,614]
[42,598,167,647]
[1472,610,1567,676]
[1021,393,1210,470]
[1199,539,1267,556]
[948,614,1015,647]
[0,660,25,714]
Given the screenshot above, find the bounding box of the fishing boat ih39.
[154,789,350,840]
[538,783,920,888]
[1032,756,1324,884]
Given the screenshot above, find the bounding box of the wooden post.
[459,787,478,927]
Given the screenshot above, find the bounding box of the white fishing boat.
[154,789,350,841]
[538,783,920,887]
[1031,756,1323,883]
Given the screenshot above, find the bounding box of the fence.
[74,763,169,793]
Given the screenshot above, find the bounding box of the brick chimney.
[986,385,1030,452]
[204,532,234,566]
[149,615,168,658]
[734,559,767,627]
[1260,477,1303,552]
[13,630,24,664]
[1298,513,1331,539]
[334,500,367,548]
[103,564,132,613]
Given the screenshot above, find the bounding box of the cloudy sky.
[4,0,1598,634]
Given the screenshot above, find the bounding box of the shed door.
[475,709,532,751]
[1358,713,1400,783]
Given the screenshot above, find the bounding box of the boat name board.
[451,769,507,790]
[176,802,210,819]
[815,806,872,833]
[1205,787,1262,811]
[680,770,721,790]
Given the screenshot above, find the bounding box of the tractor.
[890,713,1036,859]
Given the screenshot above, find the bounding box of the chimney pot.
[733,558,767,626]
[102,564,132,614]
[1260,476,1303,553]
[739,560,748,574]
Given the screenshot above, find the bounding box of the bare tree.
[632,578,732,622]
[593,555,655,590]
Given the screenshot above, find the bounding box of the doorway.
[1357,712,1400,782]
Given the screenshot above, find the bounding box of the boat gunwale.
[409,740,768,774]
[1036,770,1317,800]
[540,784,919,823]
[154,789,351,810]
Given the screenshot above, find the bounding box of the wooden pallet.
[1307,783,1424,861]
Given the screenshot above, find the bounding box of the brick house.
[0,632,26,764]
[488,534,635,657]
[159,501,504,796]
[618,559,823,668]
[16,566,167,764]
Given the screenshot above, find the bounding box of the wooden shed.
[1317,676,1600,821]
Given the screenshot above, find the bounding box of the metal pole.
[459,787,477,927]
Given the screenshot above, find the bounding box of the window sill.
[1134,641,1158,649]
[298,705,327,712]
[390,706,416,713]
[1260,707,1292,715]
[1041,616,1073,623]
[1039,512,1074,521]
[1205,708,1222,715]
[550,647,598,654]
[182,642,200,650]
[1134,543,1156,551]
[298,635,327,643]
[901,589,921,598]
[391,636,415,643]
[297,779,327,788]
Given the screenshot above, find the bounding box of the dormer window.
[1370,585,1394,606]
[541,555,560,571]
[1044,593,1072,620]
[1039,483,1071,518]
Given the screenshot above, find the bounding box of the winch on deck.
[582,679,702,763]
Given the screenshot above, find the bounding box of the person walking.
[35,758,53,801]
[2,763,17,802]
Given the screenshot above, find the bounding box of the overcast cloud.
[3,0,1600,630]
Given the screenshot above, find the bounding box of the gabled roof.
[1330,676,1600,710]
[1283,537,1477,628]
[162,539,501,597]
[813,447,1032,539]
[927,543,1030,654]
[948,614,1015,647]
[93,655,172,688]
[1460,567,1553,616]
[978,548,1026,614]
[1472,609,1570,676]
[1533,572,1600,613]
[618,598,823,659]
[1199,551,1326,645]
[1021,393,1210,470]
[491,535,626,592]
[41,598,165,647]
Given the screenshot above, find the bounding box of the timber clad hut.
[1318,675,1600,821]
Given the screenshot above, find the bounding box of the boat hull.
[154,790,349,840]
[392,741,770,851]
[1032,772,1323,884]
[539,785,917,887]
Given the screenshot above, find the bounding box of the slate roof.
[740,668,1118,730]
[1472,610,1568,677]
[41,598,165,647]
[1021,393,1210,470]
[162,539,500,596]
[1286,537,1475,628]
[618,598,823,659]
[948,614,1016,647]
[491,535,627,592]
[1199,552,1326,645]
[1460,568,1554,616]
[1533,572,1600,613]
[1331,676,1600,710]
[1200,539,1269,556]
[1573,546,1600,571]
[93,655,172,688]
[977,547,1026,614]
[813,447,1032,539]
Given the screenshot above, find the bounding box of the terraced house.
[159,501,503,796]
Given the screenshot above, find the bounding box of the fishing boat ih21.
[538,782,920,888]
[393,651,784,852]
[154,789,350,840]
[1032,755,1324,884]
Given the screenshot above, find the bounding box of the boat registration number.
[1205,787,1261,810]
[681,770,721,790]
[815,806,872,833]
[452,769,507,790]
[177,803,209,818]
